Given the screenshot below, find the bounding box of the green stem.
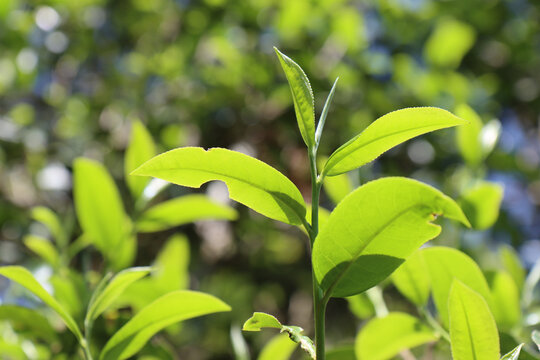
[420,307,450,343]
[81,339,93,360]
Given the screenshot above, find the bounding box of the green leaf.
[100,290,230,360]
[315,77,339,148]
[326,345,356,360]
[125,121,156,199]
[131,147,306,225]
[86,267,151,323]
[489,271,521,330]
[392,250,431,306]
[355,312,438,360]
[0,305,56,342]
[455,104,483,167]
[136,194,237,232]
[323,107,467,177]
[347,293,375,320]
[274,47,315,149]
[499,245,525,292]
[322,171,353,205]
[31,206,67,248]
[313,177,469,298]
[424,19,476,68]
[243,312,282,331]
[0,266,83,342]
[258,333,297,360]
[422,247,492,328]
[459,181,503,230]
[449,280,499,360]
[23,235,60,268]
[50,273,84,318]
[532,330,540,351]
[74,158,129,255]
[501,344,524,360]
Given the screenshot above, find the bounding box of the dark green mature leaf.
[455,104,483,167]
[459,181,503,230]
[355,312,437,360]
[132,147,306,225]
[323,107,467,176]
[258,333,297,360]
[274,47,315,149]
[100,290,230,360]
[422,247,492,328]
[74,158,129,255]
[392,250,430,306]
[0,266,83,342]
[125,121,156,199]
[313,177,469,298]
[23,235,60,268]
[449,280,499,360]
[136,194,237,232]
[31,206,67,247]
[501,344,524,360]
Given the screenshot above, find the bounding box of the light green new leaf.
[0,266,83,342]
[136,194,237,232]
[323,172,353,205]
[313,177,469,298]
[100,290,230,360]
[23,235,60,268]
[132,147,306,225]
[355,312,438,360]
[31,206,67,248]
[315,77,339,148]
[392,250,431,306]
[423,247,492,328]
[449,280,499,360]
[323,107,467,177]
[499,245,525,292]
[274,47,315,149]
[347,293,375,320]
[243,312,282,331]
[490,271,521,330]
[501,344,524,360]
[86,267,151,323]
[74,158,128,254]
[258,333,297,360]
[459,181,503,230]
[125,121,156,199]
[455,104,483,167]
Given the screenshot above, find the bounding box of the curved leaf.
[449,280,499,360]
[258,333,297,360]
[501,344,524,360]
[315,77,339,148]
[125,121,156,199]
[459,181,503,230]
[243,312,282,331]
[355,312,437,360]
[100,290,230,360]
[136,194,237,232]
[490,271,521,330]
[31,206,66,247]
[0,266,83,342]
[23,235,60,268]
[499,245,525,292]
[391,250,430,307]
[131,147,306,225]
[313,177,469,298]
[323,107,467,176]
[0,305,56,342]
[274,47,315,149]
[455,104,484,167]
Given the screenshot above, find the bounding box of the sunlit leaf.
[125,121,156,199]
[313,177,469,298]
[323,107,467,176]
[136,195,237,232]
[355,312,437,360]
[50,273,84,318]
[274,47,315,149]
[489,271,521,330]
[31,206,67,248]
[424,19,476,68]
[323,171,353,205]
[455,104,483,167]
[243,312,282,331]
[315,77,339,148]
[423,247,492,328]
[501,344,524,360]
[0,266,83,342]
[391,250,430,306]
[100,290,230,360]
[0,305,56,342]
[459,181,503,230]
[132,147,306,225]
[23,235,60,268]
[449,280,499,360]
[347,293,375,320]
[499,245,525,292]
[258,333,297,360]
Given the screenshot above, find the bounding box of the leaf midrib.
[458,289,477,360]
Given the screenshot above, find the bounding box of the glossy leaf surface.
[323,107,466,176]
[132,147,306,225]
[125,121,156,199]
[313,177,469,298]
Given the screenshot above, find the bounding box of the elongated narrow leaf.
[100,290,230,360]
[258,333,297,360]
[355,312,437,360]
[392,250,431,306]
[74,158,128,253]
[31,206,66,247]
[422,247,492,328]
[125,121,156,199]
[243,312,282,331]
[323,107,467,176]
[0,266,82,341]
[315,77,339,148]
[455,104,483,167]
[532,330,540,350]
[490,271,521,330]
[274,47,315,148]
[449,280,499,360]
[23,235,60,268]
[313,177,469,298]
[501,344,524,360]
[136,195,237,232]
[86,267,151,323]
[459,181,503,230]
[132,147,306,225]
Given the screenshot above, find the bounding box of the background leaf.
[489,271,521,330]
[31,206,67,248]
[455,103,484,167]
[313,177,469,298]
[501,344,524,360]
[355,312,437,360]
[449,280,499,360]
[23,235,60,268]
[125,121,156,200]
[132,147,306,225]
[258,333,297,360]
[391,250,431,306]
[459,181,503,230]
[323,107,467,176]
[499,245,526,292]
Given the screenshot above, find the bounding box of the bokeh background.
[0,0,539,358]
